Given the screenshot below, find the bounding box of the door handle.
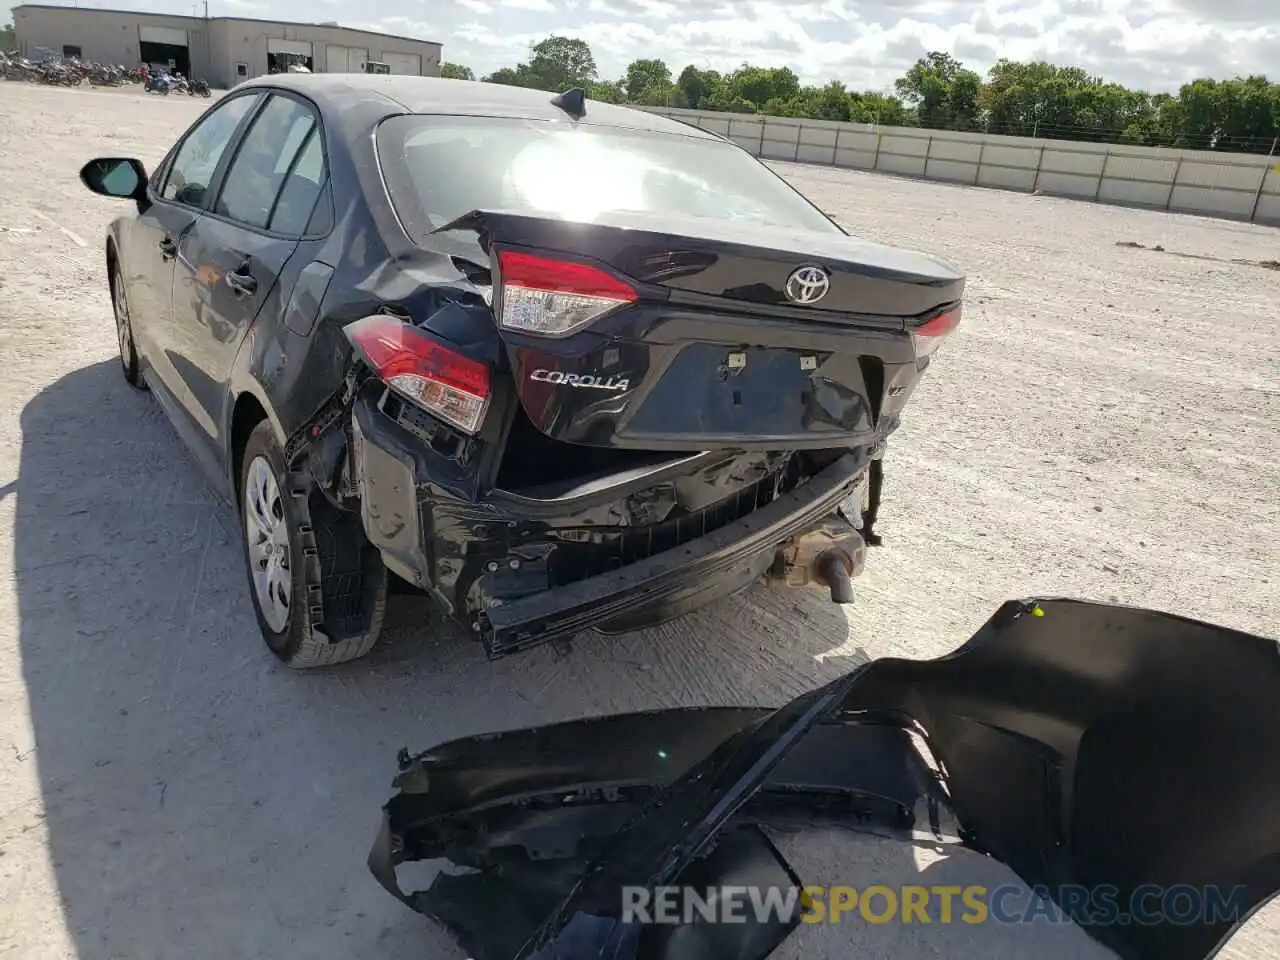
[158,237,177,261]
[225,268,258,297]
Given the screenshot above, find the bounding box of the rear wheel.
[110,261,144,388]
[238,421,387,668]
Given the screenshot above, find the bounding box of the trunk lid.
[441,209,965,452]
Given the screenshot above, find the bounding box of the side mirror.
[80,157,148,201]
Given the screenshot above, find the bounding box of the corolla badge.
[531,369,631,392]
[784,265,830,305]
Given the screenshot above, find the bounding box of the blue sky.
[4,0,1277,93]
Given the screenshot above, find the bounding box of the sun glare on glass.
[509,132,648,222]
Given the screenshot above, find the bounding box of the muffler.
[766,514,866,604]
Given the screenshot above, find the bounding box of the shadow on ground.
[15,360,894,960]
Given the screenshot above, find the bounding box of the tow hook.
[767,514,866,604]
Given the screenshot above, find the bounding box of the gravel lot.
[0,83,1276,960]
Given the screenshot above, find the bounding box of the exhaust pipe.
[765,514,865,604]
[813,549,855,604]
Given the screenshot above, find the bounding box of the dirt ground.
[0,82,1276,960]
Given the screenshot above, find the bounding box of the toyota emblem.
[784,265,830,305]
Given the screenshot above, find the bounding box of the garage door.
[325,44,367,73]
[138,26,188,47]
[383,52,421,75]
[267,38,313,57]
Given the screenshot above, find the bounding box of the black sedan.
[81,76,963,668]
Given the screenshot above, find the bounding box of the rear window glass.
[376,115,840,238]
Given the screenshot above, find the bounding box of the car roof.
[236,74,719,141]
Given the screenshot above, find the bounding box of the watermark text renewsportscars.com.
[622,884,1252,927]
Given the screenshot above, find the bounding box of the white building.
[11,4,442,88]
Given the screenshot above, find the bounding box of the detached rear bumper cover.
[372,599,1280,960]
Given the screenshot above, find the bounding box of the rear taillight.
[496,249,637,337]
[345,315,490,434]
[913,307,961,357]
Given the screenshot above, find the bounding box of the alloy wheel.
[112,267,134,370]
[245,456,292,633]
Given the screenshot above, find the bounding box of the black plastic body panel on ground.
[371,598,1280,960]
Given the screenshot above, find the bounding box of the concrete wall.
[644,106,1280,227]
[11,6,442,89]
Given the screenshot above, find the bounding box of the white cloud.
[421,0,1279,90]
[585,0,681,18]
[366,15,436,40]
[17,0,1276,91]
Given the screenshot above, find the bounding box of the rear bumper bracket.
[477,451,869,657]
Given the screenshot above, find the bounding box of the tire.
[238,421,387,668]
[110,259,145,389]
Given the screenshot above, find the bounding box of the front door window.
[161,94,260,209]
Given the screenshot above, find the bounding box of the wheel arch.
[105,233,121,306]
[227,385,288,507]
[224,298,294,505]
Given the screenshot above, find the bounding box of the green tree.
[702,85,757,114]
[623,58,672,104]
[481,36,596,91]
[440,62,474,80]
[1163,78,1219,148]
[675,65,721,109]
[479,34,1280,153]
[982,61,1062,135]
[806,81,856,121]
[524,35,597,91]
[1215,76,1278,150]
[1118,93,1176,146]
[589,80,625,104]
[895,51,981,129]
[1,21,15,52]
[482,66,527,86]
[849,91,914,126]
[729,64,801,108]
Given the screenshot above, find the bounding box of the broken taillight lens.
[496,249,638,337]
[912,306,961,357]
[345,314,490,435]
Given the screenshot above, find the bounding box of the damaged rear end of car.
[294,107,965,657]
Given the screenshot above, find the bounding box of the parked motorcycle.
[3,53,135,87]
[87,64,129,87]
[188,78,211,97]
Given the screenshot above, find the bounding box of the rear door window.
[267,129,328,236]
[161,93,260,208]
[214,94,317,230]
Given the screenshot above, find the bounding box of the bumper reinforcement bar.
[477,451,868,657]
